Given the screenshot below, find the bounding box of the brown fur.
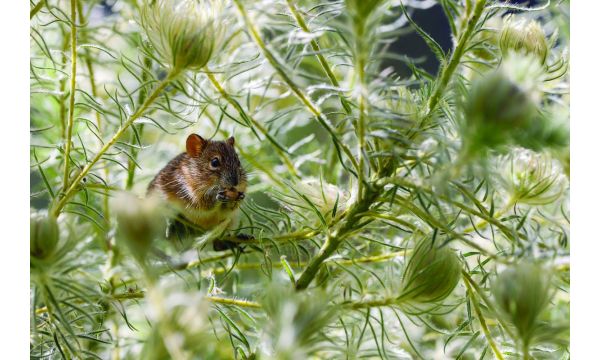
[148,135,247,230]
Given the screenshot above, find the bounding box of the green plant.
[30,0,569,358]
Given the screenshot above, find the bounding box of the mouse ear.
[226,136,235,146]
[186,134,207,157]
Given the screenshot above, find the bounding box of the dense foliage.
[30,0,570,359]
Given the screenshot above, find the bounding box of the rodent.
[147,133,248,249]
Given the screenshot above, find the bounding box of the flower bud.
[140,0,226,72]
[294,178,350,219]
[492,262,553,346]
[500,16,548,64]
[499,148,567,205]
[399,237,461,304]
[462,69,538,150]
[260,283,336,359]
[113,192,168,263]
[30,211,59,260]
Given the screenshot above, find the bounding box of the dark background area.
[386,0,541,78]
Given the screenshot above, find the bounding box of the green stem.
[285,0,352,114]
[204,69,300,178]
[204,250,408,276]
[462,270,516,340]
[52,72,178,217]
[112,291,261,309]
[30,0,45,19]
[295,188,380,290]
[426,0,487,115]
[464,275,505,360]
[348,297,397,310]
[76,0,110,224]
[295,236,341,290]
[58,28,69,139]
[126,55,152,190]
[356,28,368,200]
[62,0,78,192]
[233,0,360,177]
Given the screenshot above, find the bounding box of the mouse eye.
[210,158,220,169]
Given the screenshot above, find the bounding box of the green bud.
[500,16,548,64]
[400,237,461,304]
[260,283,336,359]
[140,0,226,72]
[461,70,539,154]
[492,262,553,347]
[114,193,167,263]
[30,211,59,260]
[294,178,350,220]
[499,148,567,205]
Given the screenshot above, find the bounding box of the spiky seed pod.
[399,238,462,304]
[492,262,553,349]
[500,16,548,64]
[499,148,567,205]
[460,69,539,154]
[113,193,167,264]
[140,0,226,73]
[30,211,59,261]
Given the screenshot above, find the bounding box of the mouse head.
[186,134,247,203]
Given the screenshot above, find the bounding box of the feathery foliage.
[30,0,569,358]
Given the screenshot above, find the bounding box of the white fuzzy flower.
[295,178,350,217]
[499,148,567,205]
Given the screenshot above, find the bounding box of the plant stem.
[58,28,69,139]
[52,72,178,217]
[62,0,78,192]
[348,297,398,310]
[355,25,368,200]
[204,69,299,178]
[112,291,261,309]
[462,270,516,340]
[285,0,352,114]
[30,0,45,19]
[200,250,408,276]
[233,0,360,177]
[464,275,505,360]
[426,0,487,115]
[125,55,152,190]
[77,0,110,223]
[295,188,380,290]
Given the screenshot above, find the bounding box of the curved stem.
[426,0,487,115]
[285,0,352,114]
[462,270,516,340]
[233,0,359,177]
[112,291,261,309]
[30,0,45,19]
[464,275,505,360]
[52,71,178,217]
[126,55,152,190]
[62,0,78,192]
[295,188,380,290]
[77,0,110,223]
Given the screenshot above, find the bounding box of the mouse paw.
[236,233,255,241]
